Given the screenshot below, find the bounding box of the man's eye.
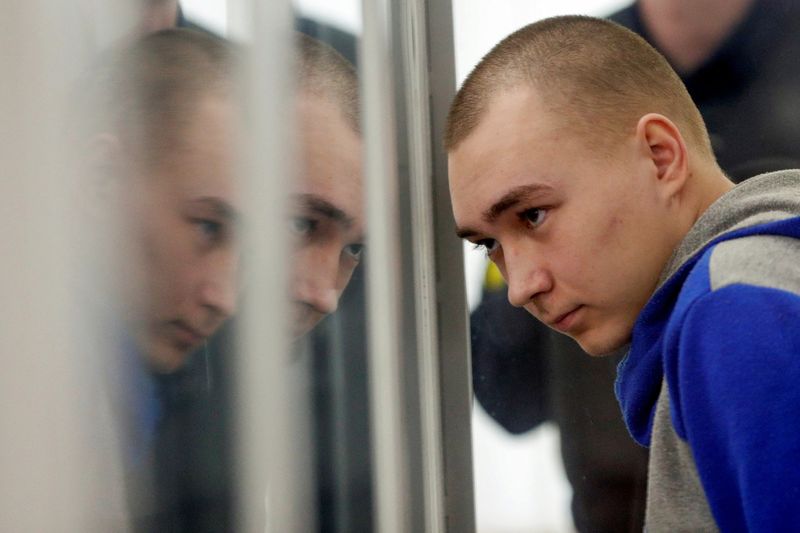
[520,207,546,228]
[291,216,316,236]
[343,243,364,261]
[197,219,223,241]
[473,238,499,256]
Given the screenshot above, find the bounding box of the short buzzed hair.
[445,16,712,159]
[295,33,360,133]
[87,30,359,161]
[87,28,234,164]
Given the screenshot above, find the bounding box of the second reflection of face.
[125,95,239,372]
[291,93,364,336]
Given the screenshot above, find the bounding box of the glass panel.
[291,2,372,531]
[2,0,471,531]
[80,4,248,530]
[0,1,137,530]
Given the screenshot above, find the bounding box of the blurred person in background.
[469,1,800,530]
[611,0,800,180]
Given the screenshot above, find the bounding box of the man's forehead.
[450,89,548,171]
[448,87,572,231]
[478,86,551,135]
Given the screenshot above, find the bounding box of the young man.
[446,15,800,531]
[470,3,800,529]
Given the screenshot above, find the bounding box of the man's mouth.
[550,305,583,332]
[171,320,208,348]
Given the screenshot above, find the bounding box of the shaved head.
[446,16,713,160]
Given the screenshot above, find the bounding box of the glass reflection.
[290,34,363,338]
[290,6,373,532]
[79,28,239,530]
[291,15,373,533]
[77,8,369,527]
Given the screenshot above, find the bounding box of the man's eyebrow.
[192,197,239,222]
[483,184,552,223]
[454,183,552,239]
[455,227,479,240]
[295,193,354,229]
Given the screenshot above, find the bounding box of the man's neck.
[690,164,736,226]
[638,0,755,74]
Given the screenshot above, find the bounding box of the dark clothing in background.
[130,334,235,532]
[471,2,800,531]
[471,291,648,533]
[611,0,800,180]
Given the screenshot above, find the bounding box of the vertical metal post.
[392,0,477,529]
[425,0,477,528]
[233,0,309,531]
[392,0,448,530]
[360,0,411,531]
[0,2,135,531]
[362,0,474,530]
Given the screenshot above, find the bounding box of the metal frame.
[232,0,304,531]
[361,0,475,530]
[1,0,474,530]
[423,1,477,530]
[399,0,448,527]
[1,2,140,531]
[360,0,411,531]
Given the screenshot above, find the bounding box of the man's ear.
[635,113,689,201]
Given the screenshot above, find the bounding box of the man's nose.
[199,264,238,320]
[294,248,341,315]
[504,251,552,308]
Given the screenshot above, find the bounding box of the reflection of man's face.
[449,88,676,356]
[291,94,364,336]
[122,95,239,372]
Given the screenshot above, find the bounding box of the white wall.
[453,0,631,83]
[182,0,227,34]
[182,0,362,35]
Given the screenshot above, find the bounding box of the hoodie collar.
[617,170,800,445]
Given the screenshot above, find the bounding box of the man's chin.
[145,342,194,374]
[292,312,325,339]
[573,330,630,357]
